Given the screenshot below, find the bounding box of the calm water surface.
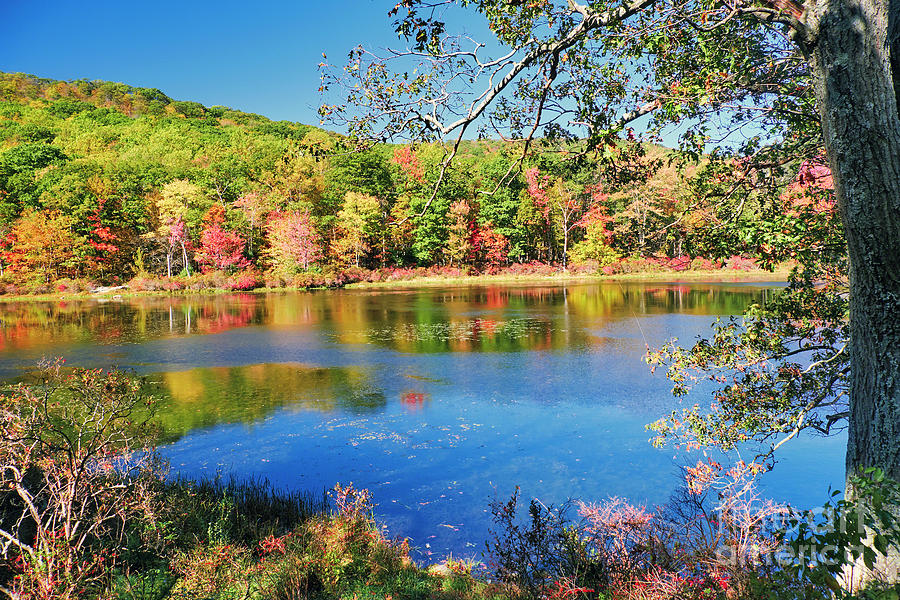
[0,282,845,561]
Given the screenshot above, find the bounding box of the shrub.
[689,256,720,271]
[163,277,185,292]
[194,482,434,600]
[168,542,255,598]
[618,256,667,273]
[52,278,94,294]
[338,266,368,284]
[225,269,262,291]
[668,255,692,271]
[383,267,418,281]
[485,488,607,599]
[485,464,900,600]
[725,255,757,271]
[0,360,162,599]
[0,366,492,600]
[126,276,148,292]
[127,275,168,292]
[23,282,50,295]
[299,483,416,592]
[567,260,600,274]
[504,262,560,277]
[568,236,619,268]
[485,464,795,600]
[264,273,289,289]
[601,262,624,275]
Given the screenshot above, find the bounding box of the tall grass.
[154,475,328,546]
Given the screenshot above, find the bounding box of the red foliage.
[258,533,292,556]
[782,156,837,216]
[391,146,425,185]
[725,255,756,271]
[471,225,509,268]
[86,200,119,257]
[525,167,551,220]
[167,218,190,252]
[265,210,323,270]
[547,578,595,599]
[796,157,834,189]
[668,255,691,271]
[194,206,250,273]
[689,256,720,270]
[578,184,615,241]
[225,270,262,291]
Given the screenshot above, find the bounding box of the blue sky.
[0,1,701,146]
[0,0,420,125]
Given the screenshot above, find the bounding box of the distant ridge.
[0,71,319,140]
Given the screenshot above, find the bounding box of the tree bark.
[809,0,900,584]
[810,0,900,482]
[180,241,191,277]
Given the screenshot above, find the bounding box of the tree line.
[0,72,797,289]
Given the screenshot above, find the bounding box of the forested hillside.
[0,72,803,293]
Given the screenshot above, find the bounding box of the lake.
[0,281,845,561]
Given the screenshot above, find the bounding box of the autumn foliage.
[263,210,323,272]
[0,72,784,293]
[0,361,160,599]
[193,206,250,273]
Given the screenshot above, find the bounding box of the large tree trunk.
[809,0,900,585]
[811,0,900,483]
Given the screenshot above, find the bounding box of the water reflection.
[146,363,387,442]
[0,293,264,352]
[0,280,835,565]
[0,282,776,358]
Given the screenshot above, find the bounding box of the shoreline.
[0,267,792,303]
[344,267,792,289]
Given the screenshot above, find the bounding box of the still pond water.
[0,282,844,561]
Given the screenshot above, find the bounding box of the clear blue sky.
[0,0,419,126]
[0,1,700,146]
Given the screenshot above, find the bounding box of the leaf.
[864,546,877,569]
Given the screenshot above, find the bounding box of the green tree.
[475,151,526,257]
[158,179,207,233]
[332,192,382,267]
[264,145,327,214]
[0,144,68,221]
[327,148,393,207]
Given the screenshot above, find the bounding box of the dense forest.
[0,72,817,293]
